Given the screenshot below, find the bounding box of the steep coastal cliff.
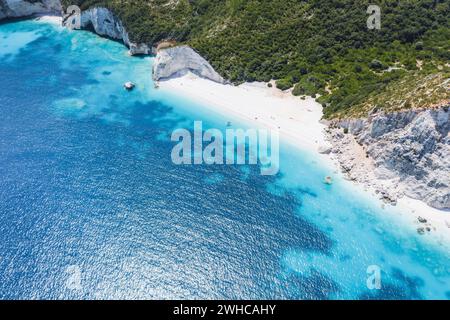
[153,45,225,84]
[73,7,151,55]
[0,1,147,55]
[75,9,226,82]
[0,0,61,19]
[328,106,450,210]
[76,9,226,82]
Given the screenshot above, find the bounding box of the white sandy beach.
[159,72,450,245]
[159,73,331,151]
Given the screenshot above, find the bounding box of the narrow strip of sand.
[34,14,62,25]
[158,72,450,246]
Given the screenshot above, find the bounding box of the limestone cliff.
[0,2,150,55]
[329,106,450,210]
[153,45,225,84]
[71,7,151,55]
[0,0,61,19]
[0,2,225,81]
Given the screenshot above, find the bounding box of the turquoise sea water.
[0,20,449,299]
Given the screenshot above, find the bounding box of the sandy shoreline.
[158,72,450,245]
[158,73,331,152]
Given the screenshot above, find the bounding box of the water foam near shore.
[0,19,449,299]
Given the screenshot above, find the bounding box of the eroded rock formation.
[329,107,450,209]
[153,45,225,83]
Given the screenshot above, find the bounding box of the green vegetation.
[340,70,450,118]
[62,0,450,118]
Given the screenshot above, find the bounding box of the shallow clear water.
[0,20,449,300]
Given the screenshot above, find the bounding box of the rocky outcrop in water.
[0,0,61,19]
[328,106,450,209]
[153,45,225,83]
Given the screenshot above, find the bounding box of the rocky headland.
[327,106,450,210]
[0,0,61,19]
[69,6,151,55]
[152,45,225,84]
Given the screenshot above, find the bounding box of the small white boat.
[124,81,135,90]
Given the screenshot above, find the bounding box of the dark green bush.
[276,77,294,91]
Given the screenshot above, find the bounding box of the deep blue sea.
[0,20,449,300]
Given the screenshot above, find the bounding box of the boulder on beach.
[318,146,332,154]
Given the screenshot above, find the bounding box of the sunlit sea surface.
[0,20,449,299]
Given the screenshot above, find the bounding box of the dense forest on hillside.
[62,0,450,118]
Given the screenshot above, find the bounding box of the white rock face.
[0,0,61,18]
[0,2,224,83]
[329,107,450,209]
[0,3,150,55]
[79,7,125,40]
[66,7,151,55]
[153,45,225,83]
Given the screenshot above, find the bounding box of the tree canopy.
[63,0,450,118]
